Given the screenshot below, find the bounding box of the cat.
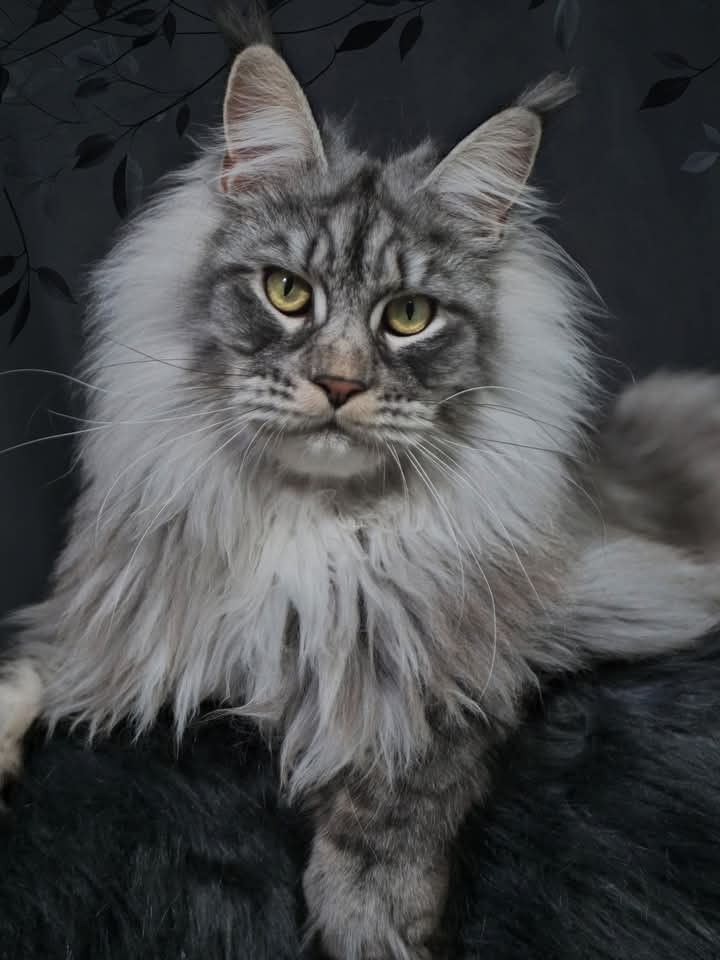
[1,6,720,958]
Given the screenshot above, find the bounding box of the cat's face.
[195,165,498,479]
[184,45,544,483]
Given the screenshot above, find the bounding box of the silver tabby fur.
[2,33,720,960]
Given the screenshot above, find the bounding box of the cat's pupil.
[283,275,294,297]
[405,300,415,321]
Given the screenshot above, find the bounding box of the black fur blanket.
[2,634,719,960]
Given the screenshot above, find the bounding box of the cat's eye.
[264,268,312,316]
[383,295,435,337]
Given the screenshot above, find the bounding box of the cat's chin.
[271,429,383,480]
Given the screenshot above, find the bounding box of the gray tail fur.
[209,0,274,53]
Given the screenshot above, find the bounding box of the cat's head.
[88,47,590,532]
[181,46,579,483]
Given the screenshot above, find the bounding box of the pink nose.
[313,376,367,409]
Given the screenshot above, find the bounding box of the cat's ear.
[221,44,327,194]
[423,106,542,237]
[423,74,575,238]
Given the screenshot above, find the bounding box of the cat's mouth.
[271,417,384,479]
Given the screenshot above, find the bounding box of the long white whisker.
[49,405,243,427]
[403,444,497,704]
[0,424,112,458]
[401,447,473,680]
[436,383,581,408]
[415,434,546,614]
[0,368,110,394]
[385,440,409,503]
[421,423,582,461]
[92,414,245,540]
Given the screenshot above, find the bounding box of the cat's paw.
[303,832,448,960]
[0,660,42,796]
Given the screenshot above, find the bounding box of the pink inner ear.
[220,146,273,195]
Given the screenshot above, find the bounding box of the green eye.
[383,294,435,337]
[264,268,312,315]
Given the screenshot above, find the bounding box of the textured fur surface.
[2,634,720,959]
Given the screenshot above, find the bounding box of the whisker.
[431,427,582,462]
[0,424,112,458]
[92,413,247,540]
[385,440,409,503]
[408,438,497,700]
[403,445,494,709]
[402,447,469,661]
[96,335,267,382]
[435,384,582,408]
[473,401,586,444]
[414,434,546,613]
[0,367,110,394]
[48,405,243,428]
[96,335,212,376]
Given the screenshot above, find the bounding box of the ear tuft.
[221,45,326,195]
[210,0,274,54]
[515,71,577,114]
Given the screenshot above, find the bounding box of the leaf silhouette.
[529,0,546,7]
[113,155,128,217]
[74,133,115,168]
[94,0,112,18]
[337,18,396,52]
[554,0,580,52]
[126,156,144,209]
[0,256,15,276]
[655,50,690,70]
[33,0,71,26]
[163,11,176,46]
[640,76,692,109]
[122,8,157,25]
[133,31,157,48]
[113,155,143,217]
[0,279,21,316]
[703,123,720,146]
[9,292,30,344]
[681,151,719,173]
[75,77,110,98]
[0,67,9,103]
[176,103,190,137]
[37,267,75,303]
[399,14,422,60]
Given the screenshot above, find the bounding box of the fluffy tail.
[209,0,274,52]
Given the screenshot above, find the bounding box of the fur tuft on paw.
[0,660,43,793]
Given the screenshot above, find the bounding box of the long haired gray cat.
[2,6,720,958]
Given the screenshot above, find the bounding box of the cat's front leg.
[302,726,491,960]
[0,659,43,792]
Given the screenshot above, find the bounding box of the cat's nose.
[313,376,367,409]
